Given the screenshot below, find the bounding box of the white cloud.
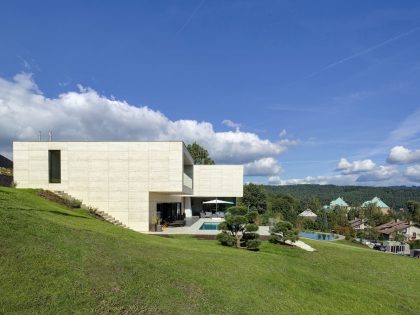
[268,175,281,184]
[222,119,241,130]
[272,174,358,186]
[244,157,283,176]
[356,166,399,182]
[387,146,420,164]
[336,158,376,174]
[279,129,287,137]
[0,73,291,166]
[405,164,420,182]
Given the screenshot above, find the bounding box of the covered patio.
[188,197,236,218]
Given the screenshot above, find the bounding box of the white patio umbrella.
[202,198,234,212]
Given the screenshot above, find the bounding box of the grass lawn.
[334,239,371,248]
[1,187,419,314]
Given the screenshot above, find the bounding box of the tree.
[186,142,215,165]
[296,217,318,230]
[271,194,300,222]
[270,220,299,244]
[317,209,329,232]
[241,183,267,214]
[217,206,260,250]
[362,204,388,226]
[406,200,420,222]
[307,197,321,212]
[334,207,349,227]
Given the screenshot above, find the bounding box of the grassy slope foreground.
[1,188,419,315]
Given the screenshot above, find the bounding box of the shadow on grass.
[4,207,90,219]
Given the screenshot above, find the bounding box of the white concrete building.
[13,141,243,232]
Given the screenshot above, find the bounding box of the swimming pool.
[199,222,220,230]
[299,232,337,241]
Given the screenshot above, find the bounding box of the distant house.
[298,209,318,221]
[328,197,349,209]
[382,240,411,255]
[349,218,368,230]
[376,220,420,241]
[362,197,390,214]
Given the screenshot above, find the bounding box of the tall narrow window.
[49,150,61,183]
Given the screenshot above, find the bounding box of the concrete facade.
[13,141,243,232]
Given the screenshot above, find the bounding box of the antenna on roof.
[38,131,42,141]
[48,130,52,142]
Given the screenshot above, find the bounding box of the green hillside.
[1,187,419,315]
[264,184,420,208]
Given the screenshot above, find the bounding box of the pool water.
[199,222,220,230]
[299,232,337,241]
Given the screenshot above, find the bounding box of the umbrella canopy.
[203,199,234,204]
[202,199,234,215]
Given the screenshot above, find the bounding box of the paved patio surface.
[148,218,271,236]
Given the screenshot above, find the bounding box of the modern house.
[376,220,420,241]
[361,197,390,214]
[13,141,243,232]
[298,209,318,221]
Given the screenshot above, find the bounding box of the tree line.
[263,184,420,209]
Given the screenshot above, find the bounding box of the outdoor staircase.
[53,191,130,229]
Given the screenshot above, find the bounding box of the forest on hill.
[263,184,420,209]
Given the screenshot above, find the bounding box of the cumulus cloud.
[0,73,290,167]
[268,175,281,184]
[336,158,376,174]
[356,166,399,182]
[387,146,420,164]
[222,119,241,130]
[405,164,420,182]
[244,157,283,176]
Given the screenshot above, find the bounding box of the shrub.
[297,217,318,230]
[246,239,261,251]
[408,240,420,249]
[217,206,261,250]
[270,220,299,244]
[65,197,82,209]
[216,231,235,246]
[334,225,354,238]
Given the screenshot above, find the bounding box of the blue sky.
[1,0,420,186]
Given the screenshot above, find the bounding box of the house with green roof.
[329,197,349,208]
[361,197,390,214]
[322,197,350,212]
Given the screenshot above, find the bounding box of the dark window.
[157,203,182,223]
[49,150,61,183]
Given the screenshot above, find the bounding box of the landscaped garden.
[1,187,419,314]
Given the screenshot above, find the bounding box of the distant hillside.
[0,154,12,169]
[263,184,420,209]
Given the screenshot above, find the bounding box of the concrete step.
[52,190,130,230]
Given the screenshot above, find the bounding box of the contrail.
[300,26,420,81]
[175,0,206,37]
